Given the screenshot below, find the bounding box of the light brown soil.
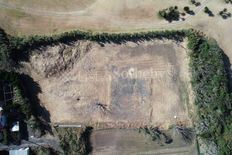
[21,39,192,129]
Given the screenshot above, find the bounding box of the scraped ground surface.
[22,39,192,128]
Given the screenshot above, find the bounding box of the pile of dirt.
[25,41,92,78]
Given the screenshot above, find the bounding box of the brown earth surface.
[21,39,192,129]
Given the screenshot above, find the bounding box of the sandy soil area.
[21,39,192,129]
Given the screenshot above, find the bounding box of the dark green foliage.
[0,70,41,131]
[187,31,232,154]
[204,7,214,17]
[57,127,92,155]
[191,0,201,6]
[184,6,190,12]
[219,8,231,19]
[30,146,59,155]
[181,12,186,16]
[225,0,232,4]
[0,28,11,70]
[158,6,180,22]
[195,2,201,7]
[191,0,196,5]
[0,71,29,116]
[183,6,195,15]
[8,29,186,64]
[139,127,173,144]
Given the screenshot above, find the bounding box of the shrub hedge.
[186,31,232,154]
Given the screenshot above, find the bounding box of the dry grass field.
[0,0,187,34]
[0,0,232,63]
[21,39,192,129]
[90,129,197,154]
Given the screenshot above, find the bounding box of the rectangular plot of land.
[26,40,192,128]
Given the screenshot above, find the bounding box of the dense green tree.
[187,31,232,154]
[158,7,180,22]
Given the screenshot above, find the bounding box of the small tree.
[158,6,180,22]
[183,6,195,15]
[225,0,232,4]
[184,6,190,12]
[204,7,214,17]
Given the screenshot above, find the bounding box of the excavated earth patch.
[21,39,192,129]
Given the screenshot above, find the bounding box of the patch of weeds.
[139,127,173,145]
[56,127,93,155]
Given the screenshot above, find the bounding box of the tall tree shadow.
[84,126,93,154]
[222,52,232,93]
[19,74,52,134]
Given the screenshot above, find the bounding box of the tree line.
[187,31,232,154]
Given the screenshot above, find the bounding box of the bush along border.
[8,29,187,63]
[186,30,232,154]
[0,71,42,134]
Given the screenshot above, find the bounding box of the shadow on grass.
[83,126,93,154]
[19,74,52,134]
[222,52,232,93]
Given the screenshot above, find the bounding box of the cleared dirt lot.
[21,39,192,129]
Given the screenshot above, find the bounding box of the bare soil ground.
[21,39,192,129]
